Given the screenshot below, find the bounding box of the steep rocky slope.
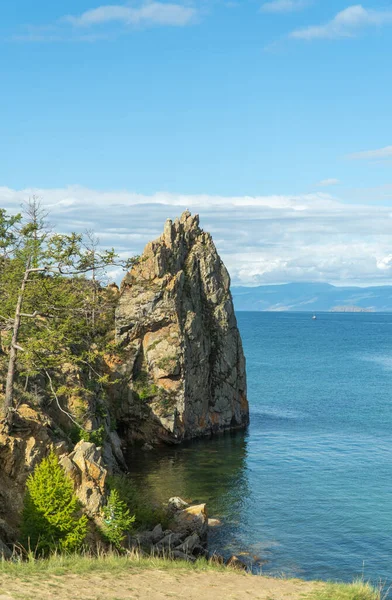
[0,406,108,552]
[115,211,248,444]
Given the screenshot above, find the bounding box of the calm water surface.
[127,312,392,586]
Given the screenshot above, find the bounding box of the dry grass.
[0,552,383,600]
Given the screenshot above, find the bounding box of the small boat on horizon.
[312,314,317,320]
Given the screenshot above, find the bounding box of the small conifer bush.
[101,489,135,549]
[21,452,88,554]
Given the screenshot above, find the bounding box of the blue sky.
[0,1,392,285]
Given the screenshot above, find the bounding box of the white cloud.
[261,0,309,14]
[317,179,340,187]
[64,2,196,28]
[1,185,392,287]
[377,255,392,271]
[347,145,392,160]
[290,4,392,40]
[14,1,197,41]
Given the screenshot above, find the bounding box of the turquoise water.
[128,312,392,586]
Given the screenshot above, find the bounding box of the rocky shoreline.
[127,497,247,569]
[128,498,210,563]
[0,406,245,568]
[0,211,249,564]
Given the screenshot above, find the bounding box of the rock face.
[0,406,107,538]
[0,405,53,534]
[60,441,107,517]
[115,211,249,443]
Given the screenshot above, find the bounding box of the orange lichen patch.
[85,461,106,489]
[132,250,156,280]
[17,404,41,422]
[210,412,220,425]
[143,325,181,353]
[166,272,181,292]
[240,393,248,411]
[104,353,124,369]
[143,329,165,350]
[198,416,206,428]
[157,377,181,392]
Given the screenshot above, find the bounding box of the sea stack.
[115,211,249,444]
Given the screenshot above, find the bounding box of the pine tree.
[0,201,123,430]
[21,452,88,554]
[101,489,135,549]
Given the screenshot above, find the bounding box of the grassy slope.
[307,581,381,600]
[0,554,381,600]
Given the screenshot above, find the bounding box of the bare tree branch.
[44,368,86,432]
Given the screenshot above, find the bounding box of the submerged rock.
[208,518,222,527]
[115,211,249,444]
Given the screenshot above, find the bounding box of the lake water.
[127,312,392,587]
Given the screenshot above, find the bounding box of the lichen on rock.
[115,211,249,444]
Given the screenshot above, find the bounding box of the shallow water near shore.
[127,312,392,587]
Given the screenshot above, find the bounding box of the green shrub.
[107,475,170,531]
[307,581,380,600]
[156,355,177,371]
[21,452,88,555]
[101,490,135,549]
[79,425,106,446]
[133,370,158,400]
[68,425,106,446]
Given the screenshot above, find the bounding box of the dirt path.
[0,570,320,600]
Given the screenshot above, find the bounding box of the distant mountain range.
[231,282,392,312]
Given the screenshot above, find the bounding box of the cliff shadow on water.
[125,430,252,559]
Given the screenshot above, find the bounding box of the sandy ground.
[0,570,321,600]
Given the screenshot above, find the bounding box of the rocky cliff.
[0,405,108,553]
[114,211,248,444]
[0,210,249,556]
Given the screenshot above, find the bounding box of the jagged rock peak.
[121,211,206,286]
[115,211,249,444]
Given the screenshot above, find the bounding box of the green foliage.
[101,490,135,549]
[0,203,135,426]
[0,208,21,260]
[107,475,170,531]
[21,452,88,554]
[307,581,380,600]
[80,425,106,446]
[68,425,106,446]
[146,339,161,352]
[156,355,177,371]
[0,549,229,579]
[133,370,159,401]
[156,389,177,415]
